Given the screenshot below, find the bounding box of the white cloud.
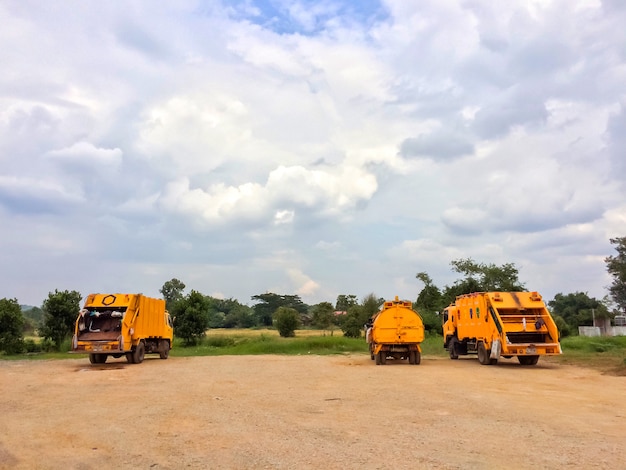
[0,0,624,309]
[46,141,122,167]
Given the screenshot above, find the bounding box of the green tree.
[311,302,335,335]
[442,258,525,305]
[252,293,308,326]
[171,290,210,345]
[40,289,82,350]
[160,278,186,311]
[361,293,383,319]
[273,307,300,337]
[0,298,25,354]
[605,236,626,314]
[340,305,366,338]
[335,294,358,312]
[548,292,610,333]
[415,272,445,313]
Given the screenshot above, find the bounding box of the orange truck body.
[443,291,561,366]
[71,293,173,365]
[366,296,425,365]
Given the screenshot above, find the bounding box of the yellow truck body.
[71,293,173,364]
[443,291,561,366]
[366,296,425,365]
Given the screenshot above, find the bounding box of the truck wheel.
[89,354,97,364]
[408,350,415,364]
[132,342,145,364]
[159,340,170,359]
[369,343,375,360]
[412,350,421,365]
[376,351,386,365]
[126,352,134,364]
[98,354,108,364]
[518,355,539,366]
[477,342,491,365]
[449,339,459,360]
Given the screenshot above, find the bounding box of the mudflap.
[490,339,501,359]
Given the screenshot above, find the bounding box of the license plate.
[526,347,537,354]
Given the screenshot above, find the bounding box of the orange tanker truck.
[71,293,173,365]
[366,296,425,365]
[442,291,561,366]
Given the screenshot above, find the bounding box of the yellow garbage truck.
[71,293,173,364]
[366,296,425,365]
[442,291,561,366]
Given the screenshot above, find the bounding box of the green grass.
[550,335,626,374]
[171,333,367,357]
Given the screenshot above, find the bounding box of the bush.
[273,307,300,338]
[0,298,25,354]
[24,339,41,353]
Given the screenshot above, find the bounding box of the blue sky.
[1,0,625,308]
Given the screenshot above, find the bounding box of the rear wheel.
[414,350,421,365]
[89,354,97,364]
[518,355,539,366]
[132,342,145,364]
[126,352,134,364]
[477,342,491,365]
[408,350,415,364]
[377,351,387,365]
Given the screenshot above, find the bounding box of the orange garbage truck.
[366,296,425,365]
[71,293,173,364]
[442,291,561,366]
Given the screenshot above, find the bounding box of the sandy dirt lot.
[0,354,625,469]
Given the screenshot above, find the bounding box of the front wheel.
[449,339,459,360]
[159,340,170,359]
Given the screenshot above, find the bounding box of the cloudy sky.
[1,0,625,308]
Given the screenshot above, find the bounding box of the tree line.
[1,237,625,354]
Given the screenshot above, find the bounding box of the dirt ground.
[0,354,625,470]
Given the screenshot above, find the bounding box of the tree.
[548,292,610,333]
[335,294,358,312]
[442,258,525,305]
[171,290,210,345]
[160,278,186,311]
[40,289,82,350]
[605,236,626,314]
[252,293,308,326]
[340,305,366,338]
[311,302,335,335]
[415,272,446,313]
[273,307,300,337]
[0,298,25,354]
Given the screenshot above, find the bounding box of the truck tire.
[159,340,170,359]
[376,351,386,365]
[414,350,421,365]
[369,343,375,360]
[89,354,107,364]
[132,342,145,364]
[126,352,134,364]
[477,342,491,365]
[518,355,539,366]
[449,339,459,360]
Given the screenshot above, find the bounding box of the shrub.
[273,307,300,337]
